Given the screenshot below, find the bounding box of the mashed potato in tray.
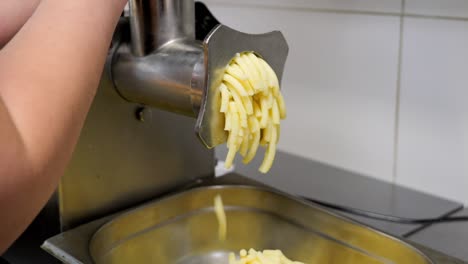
[219,52,286,174]
[213,195,305,264]
[229,249,305,264]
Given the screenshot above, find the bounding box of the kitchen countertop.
[408,208,468,261]
[411,243,467,264]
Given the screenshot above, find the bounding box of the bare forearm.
[0,0,42,47]
[0,0,126,252]
[0,98,37,253]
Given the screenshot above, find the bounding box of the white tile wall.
[405,0,468,18]
[209,4,400,182]
[207,1,468,204]
[203,0,402,13]
[396,17,468,203]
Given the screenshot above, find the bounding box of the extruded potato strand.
[214,194,226,241]
[220,52,286,173]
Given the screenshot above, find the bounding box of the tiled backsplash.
[206,0,468,204]
[405,0,468,18]
[203,0,401,13]
[397,17,468,205]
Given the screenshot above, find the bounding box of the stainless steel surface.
[128,0,148,56]
[151,0,195,48]
[195,25,289,148]
[129,0,195,56]
[42,216,112,264]
[115,0,202,116]
[89,186,432,263]
[113,39,205,117]
[57,22,214,230]
[42,174,466,264]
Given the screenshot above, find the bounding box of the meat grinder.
[53,0,288,232]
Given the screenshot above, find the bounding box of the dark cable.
[301,196,468,225]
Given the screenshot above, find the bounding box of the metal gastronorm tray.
[89,184,433,264]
